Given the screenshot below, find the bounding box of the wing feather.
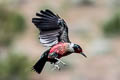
[32,9,70,47]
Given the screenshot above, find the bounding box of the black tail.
[32,49,49,74]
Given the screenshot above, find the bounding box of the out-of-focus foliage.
[0,52,30,80]
[71,0,95,6]
[0,6,26,46]
[80,0,94,5]
[102,12,120,37]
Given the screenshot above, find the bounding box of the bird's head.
[73,44,87,58]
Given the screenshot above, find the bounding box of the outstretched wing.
[32,9,70,47]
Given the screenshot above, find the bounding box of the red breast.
[49,42,67,55]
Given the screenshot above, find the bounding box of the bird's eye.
[74,44,81,50]
[74,44,78,49]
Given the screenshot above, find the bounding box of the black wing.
[32,9,70,47]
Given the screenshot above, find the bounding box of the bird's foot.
[55,58,66,66]
[52,58,67,71]
[52,64,61,71]
[56,60,66,66]
[60,60,66,66]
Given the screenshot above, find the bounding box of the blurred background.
[0,0,120,80]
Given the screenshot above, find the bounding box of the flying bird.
[32,9,87,74]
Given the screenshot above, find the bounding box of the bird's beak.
[80,52,87,58]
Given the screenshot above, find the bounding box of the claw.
[52,58,66,71]
[52,64,61,70]
[55,64,61,70]
[55,58,66,66]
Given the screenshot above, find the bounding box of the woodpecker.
[32,9,87,74]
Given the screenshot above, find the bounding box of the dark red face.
[73,44,82,53]
[73,44,87,58]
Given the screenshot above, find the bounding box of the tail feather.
[33,49,49,74]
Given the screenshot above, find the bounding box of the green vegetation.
[0,6,26,46]
[102,12,120,37]
[80,0,94,5]
[0,5,31,80]
[0,52,30,80]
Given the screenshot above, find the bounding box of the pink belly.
[49,43,66,55]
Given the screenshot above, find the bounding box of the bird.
[32,9,87,74]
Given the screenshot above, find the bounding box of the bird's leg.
[55,58,66,66]
[52,58,66,71]
[52,58,63,70]
[53,64,60,70]
[59,60,66,65]
[52,62,60,71]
